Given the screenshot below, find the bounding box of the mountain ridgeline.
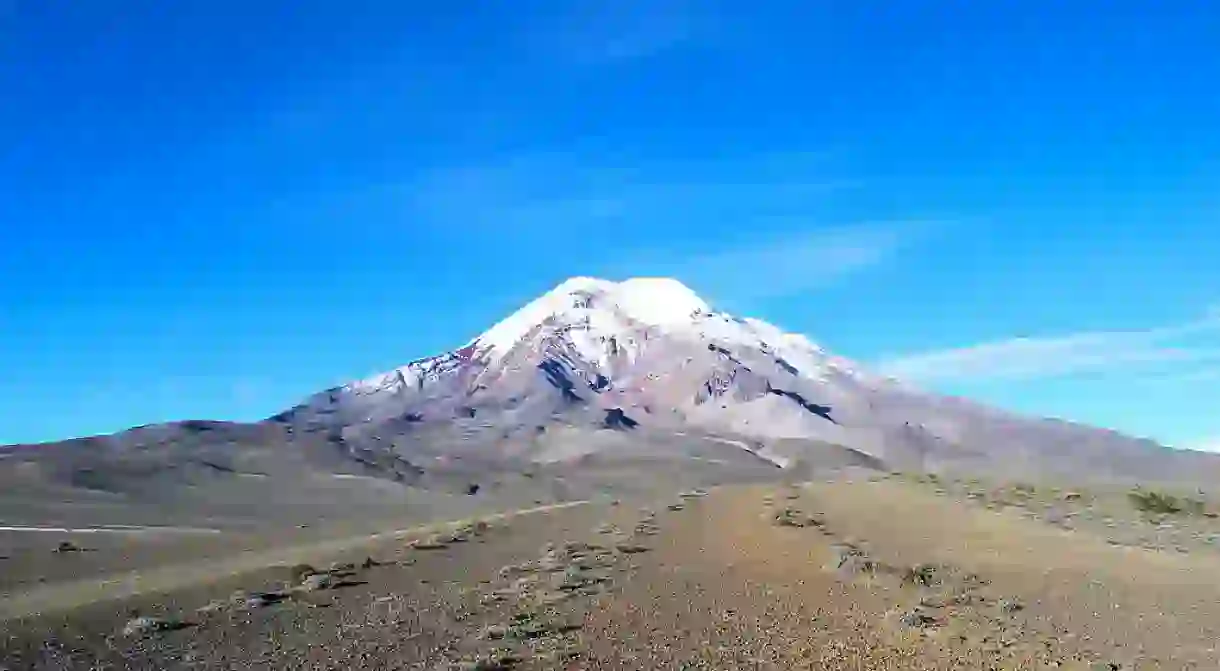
[274,277,1210,483]
[3,277,1217,527]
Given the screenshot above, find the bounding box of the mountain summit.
[286,278,871,448]
[278,277,1214,483]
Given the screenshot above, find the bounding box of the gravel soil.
[5,479,1219,670]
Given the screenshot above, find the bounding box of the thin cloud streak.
[636,221,932,305]
[396,150,927,304]
[403,151,858,235]
[875,313,1220,383]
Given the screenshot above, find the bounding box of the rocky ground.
[904,472,1220,556]
[4,476,1220,670]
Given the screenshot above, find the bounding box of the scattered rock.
[497,562,529,578]
[897,608,937,629]
[452,654,521,670]
[121,616,189,637]
[536,646,583,664]
[243,590,290,608]
[479,624,508,640]
[774,508,822,528]
[298,573,336,592]
[549,566,607,592]
[633,518,661,536]
[286,563,317,584]
[52,540,82,553]
[196,599,228,614]
[833,544,877,578]
[502,612,584,641]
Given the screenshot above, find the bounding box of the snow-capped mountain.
[10,276,1217,530]
[286,278,869,438]
[338,277,864,395]
[278,277,1218,484]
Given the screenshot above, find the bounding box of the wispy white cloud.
[626,220,935,305]
[875,313,1220,383]
[400,150,929,302]
[404,150,855,233]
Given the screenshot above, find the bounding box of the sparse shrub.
[901,563,941,588]
[1128,489,1184,515]
[1132,488,1213,516]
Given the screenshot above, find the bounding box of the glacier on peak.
[467,277,713,358]
[339,276,867,401]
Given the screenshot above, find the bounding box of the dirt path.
[0,500,587,621]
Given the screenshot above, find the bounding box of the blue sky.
[2,1,1218,448]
